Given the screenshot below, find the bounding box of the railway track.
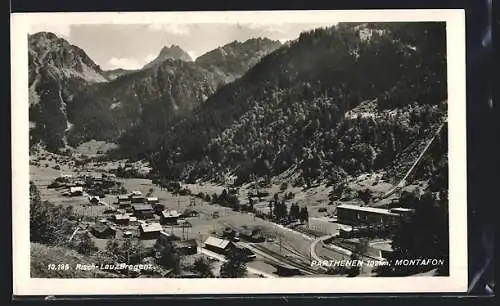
[249,243,325,275]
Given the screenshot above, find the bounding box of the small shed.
[139,222,163,239]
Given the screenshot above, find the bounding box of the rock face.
[28,33,281,153]
[102,68,136,81]
[28,32,108,151]
[142,45,193,70]
[196,38,282,82]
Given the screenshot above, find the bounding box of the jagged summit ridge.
[142,44,193,70]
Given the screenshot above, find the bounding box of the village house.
[146,197,159,205]
[131,195,146,204]
[160,210,181,225]
[69,186,83,196]
[90,222,116,239]
[116,195,132,209]
[171,239,198,255]
[129,216,138,224]
[139,222,163,239]
[132,204,155,219]
[336,204,401,227]
[113,214,130,225]
[203,236,234,255]
[117,195,130,203]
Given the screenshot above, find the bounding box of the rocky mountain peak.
[143,44,193,70]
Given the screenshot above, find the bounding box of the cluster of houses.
[57,172,119,198]
[85,191,202,241]
[115,191,199,225]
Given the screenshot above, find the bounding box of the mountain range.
[28,23,447,189]
[28,33,281,152]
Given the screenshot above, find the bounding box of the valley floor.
[28,147,434,278]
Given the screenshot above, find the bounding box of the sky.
[28,23,335,70]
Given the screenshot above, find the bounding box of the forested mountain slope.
[150,22,447,186]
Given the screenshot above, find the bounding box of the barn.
[203,236,234,255]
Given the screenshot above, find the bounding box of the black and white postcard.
[11,10,467,295]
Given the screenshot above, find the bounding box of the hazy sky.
[29,23,335,70]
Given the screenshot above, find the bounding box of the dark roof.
[91,223,115,233]
[132,204,153,211]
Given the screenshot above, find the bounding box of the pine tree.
[220,248,247,278]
